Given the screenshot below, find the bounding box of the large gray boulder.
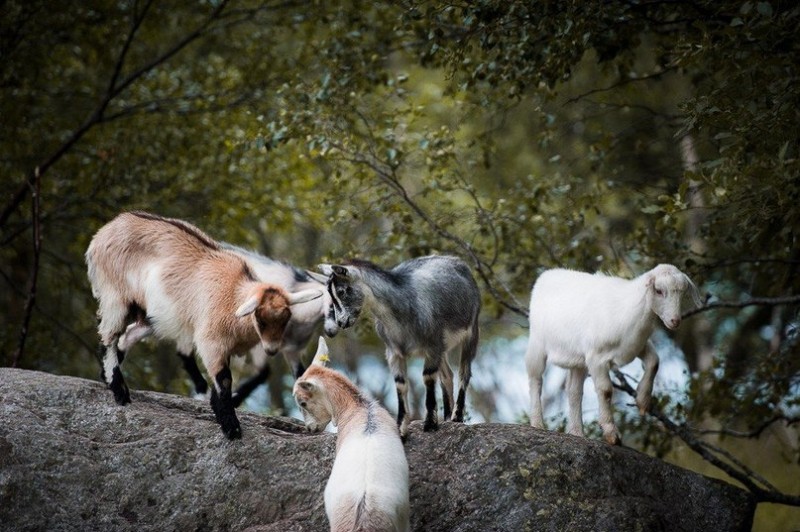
[0,368,754,531]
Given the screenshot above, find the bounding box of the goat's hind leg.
[588,357,621,445]
[387,349,411,439]
[96,302,131,405]
[453,327,478,423]
[525,335,546,429]
[438,358,454,421]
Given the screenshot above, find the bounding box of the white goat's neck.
[628,274,658,337]
[311,367,370,451]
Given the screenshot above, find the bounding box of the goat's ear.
[306,270,329,284]
[312,336,330,366]
[683,274,704,308]
[297,380,315,392]
[289,289,323,306]
[235,294,260,317]
[646,274,655,288]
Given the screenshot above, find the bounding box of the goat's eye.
[299,401,307,408]
[655,289,664,297]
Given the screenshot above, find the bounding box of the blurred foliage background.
[1,1,798,528]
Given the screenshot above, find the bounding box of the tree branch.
[11,168,41,367]
[0,0,231,230]
[613,370,800,506]
[683,295,800,319]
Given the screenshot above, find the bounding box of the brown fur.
[87,211,292,375]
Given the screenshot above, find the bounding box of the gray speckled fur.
[325,255,481,434]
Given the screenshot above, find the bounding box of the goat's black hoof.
[423,418,439,432]
[451,413,464,423]
[222,422,242,440]
[111,383,130,405]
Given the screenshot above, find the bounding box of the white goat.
[86,211,321,439]
[525,264,700,445]
[294,338,410,532]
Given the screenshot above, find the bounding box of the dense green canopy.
[2,1,798,527]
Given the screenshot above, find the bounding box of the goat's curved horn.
[289,289,323,306]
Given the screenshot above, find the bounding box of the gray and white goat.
[319,255,481,437]
[118,243,336,407]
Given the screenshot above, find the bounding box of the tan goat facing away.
[294,338,410,532]
[86,211,321,439]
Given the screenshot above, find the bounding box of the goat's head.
[293,337,334,432]
[646,264,701,330]
[318,264,365,335]
[236,285,323,355]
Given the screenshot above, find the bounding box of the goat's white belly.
[143,265,193,348]
[544,333,647,370]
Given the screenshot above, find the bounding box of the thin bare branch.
[11,168,41,367]
[612,370,800,507]
[683,295,800,319]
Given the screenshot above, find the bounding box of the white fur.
[294,338,410,532]
[525,264,699,445]
[326,431,410,532]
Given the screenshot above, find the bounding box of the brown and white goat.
[86,211,321,439]
[294,338,410,532]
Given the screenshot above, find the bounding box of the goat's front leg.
[636,341,660,415]
[202,351,241,440]
[565,366,587,437]
[387,349,411,439]
[588,356,621,445]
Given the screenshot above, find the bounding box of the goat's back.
[87,212,220,284]
[529,269,653,361]
[326,409,409,532]
[390,255,480,329]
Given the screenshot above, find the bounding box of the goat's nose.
[263,343,280,356]
[670,318,681,329]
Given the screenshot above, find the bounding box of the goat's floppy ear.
[683,274,704,308]
[289,289,323,306]
[312,336,330,366]
[235,294,260,317]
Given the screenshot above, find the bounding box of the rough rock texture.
[0,369,754,531]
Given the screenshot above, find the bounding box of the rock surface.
[0,368,754,531]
